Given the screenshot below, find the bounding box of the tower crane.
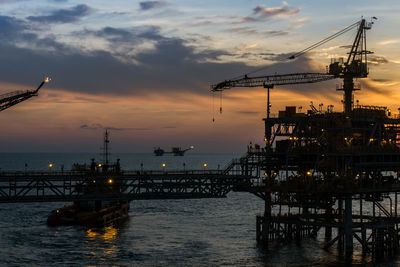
[0,77,51,112]
[211,18,376,118]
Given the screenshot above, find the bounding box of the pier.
[0,169,253,203]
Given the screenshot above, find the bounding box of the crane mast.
[328,18,373,116]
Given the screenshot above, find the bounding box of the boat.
[47,200,129,227]
[47,130,129,227]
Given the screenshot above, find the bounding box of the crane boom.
[0,77,51,112]
[211,72,335,91]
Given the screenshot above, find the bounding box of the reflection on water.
[84,222,128,261]
[86,225,118,241]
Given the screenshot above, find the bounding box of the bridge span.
[0,169,254,203]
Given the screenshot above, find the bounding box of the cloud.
[0,14,339,99]
[378,39,400,46]
[27,4,91,24]
[371,78,392,83]
[244,1,300,22]
[80,124,150,131]
[368,55,389,65]
[0,15,29,40]
[288,17,311,29]
[236,111,259,115]
[139,1,169,11]
[80,123,103,130]
[229,26,289,37]
[360,79,393,96]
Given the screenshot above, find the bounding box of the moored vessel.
[47,130,130,227]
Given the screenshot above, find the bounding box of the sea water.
[0,153,397,266]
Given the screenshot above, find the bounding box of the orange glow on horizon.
[1,77,400,152]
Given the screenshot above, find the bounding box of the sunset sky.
[0,0,399,153]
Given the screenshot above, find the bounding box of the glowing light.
[49,163,53,168]
[190,146,194,149]
[92,180,96,183]
[108,178,113,184]
[44,77,51,83]
[103,225,118,241]
[369,138,374,142]
[306,171,311,176]
[98,163,102,167]
[162,163,166,167]
[203,163,207,167]
[86,229,99,238]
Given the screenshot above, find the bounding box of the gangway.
[0,170,253,203]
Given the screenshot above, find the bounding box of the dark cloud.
[229,26,289,37]
[27,4,90,24]
[368,55,389,65]
[244,2,300,22]
[0,15,29,39]
[139,1,169,11]
[80,123,103,130]
[371,78,392,83]
[236,111,259,115]
[0,14,339,99]
[360,80,392,95]
[80,25,163,49]
[80,124,150,131]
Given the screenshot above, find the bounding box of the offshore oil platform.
[212,17,400,259]
[153,145,195,156]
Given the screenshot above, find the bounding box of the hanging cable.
[287,21,359,60]
[212,91,215,122]
[223,20,361,82]
[219,91,223,114]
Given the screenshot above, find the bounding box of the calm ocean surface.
[0,153,398,266]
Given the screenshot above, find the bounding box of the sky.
[0,0,399,153]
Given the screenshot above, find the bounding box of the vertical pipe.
[325,203,332,238]
[345,195,353,254]
[361,225,367,255]
[360,194,363,224]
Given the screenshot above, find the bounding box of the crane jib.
[211,73,335,91]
